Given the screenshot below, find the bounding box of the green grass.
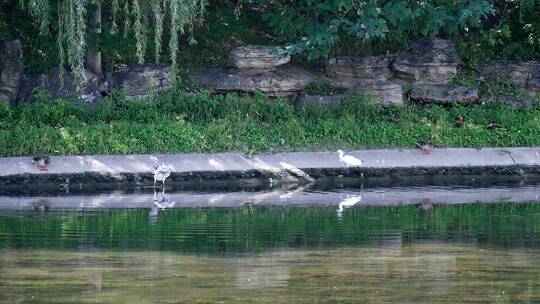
[1,90,540,157]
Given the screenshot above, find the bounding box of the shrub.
[257,0,493,59]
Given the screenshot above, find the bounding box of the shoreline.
[2,183,539,210]
[1,147,540,191]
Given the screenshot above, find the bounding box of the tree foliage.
[459,0,540,62]
[253,0,538,59]
[6,0,540,86]
[17,0,207,83]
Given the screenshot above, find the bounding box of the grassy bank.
[1,91,540,157]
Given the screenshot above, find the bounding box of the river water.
[1,189,540,303]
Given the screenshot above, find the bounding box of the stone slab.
[112,64,172,98]
[190,67,313,97]
[478,60,540,91]
[0,148,523,178]
[0,148,523,175]
[506,147,540,166]
[409,83,478,105]
[0,39,24,104]
[326,55,393,81]
[326,79,404,106]
[229,45,290,70]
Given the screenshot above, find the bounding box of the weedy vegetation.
[1,89,539,157]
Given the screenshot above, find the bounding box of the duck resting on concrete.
[417,139,434,155]
[32,156,50,171]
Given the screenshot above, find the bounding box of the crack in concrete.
[506,149,526,177]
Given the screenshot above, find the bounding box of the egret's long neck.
[338,151,344,159]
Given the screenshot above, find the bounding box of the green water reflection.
[1,203,540,303]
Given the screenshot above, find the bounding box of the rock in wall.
[324,38,476,106]
[391,38,460,84]
[191,45,313,97]
[18,68,102,103]
[326,55,393,81]
[409,84,478,105]
[112,64,172,98]
[229,45,290,70]
[0,39,24,104]
[478,60,540,91]
[190,67,313,97]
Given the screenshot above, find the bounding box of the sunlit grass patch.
[1,91,539,157]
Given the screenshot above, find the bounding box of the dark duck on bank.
[32,156,50,171]
[417,139,434,155]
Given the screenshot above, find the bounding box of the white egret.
[337,150,363,167]
[153,163,171,188]
[149,193,175,221]
[153,193,176,209]
[153,199,176,210]
[337,195,362,218]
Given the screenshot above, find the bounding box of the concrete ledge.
[1,147,540,191]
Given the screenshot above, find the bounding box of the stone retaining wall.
[1,38,538,107]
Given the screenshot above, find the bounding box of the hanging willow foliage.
[19,0,207,85]
[20,0,51,35]
[152,0,164,63]
[110,0,119,35]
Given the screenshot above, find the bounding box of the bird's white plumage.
[154,163,171,185]
[337,150,363,167]
[153,200,176,209]
[337,195,362,217]
[150,193,176,219]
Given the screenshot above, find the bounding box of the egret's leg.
[162,180,166,195]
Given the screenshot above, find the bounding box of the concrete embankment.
[1,147,540,191]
